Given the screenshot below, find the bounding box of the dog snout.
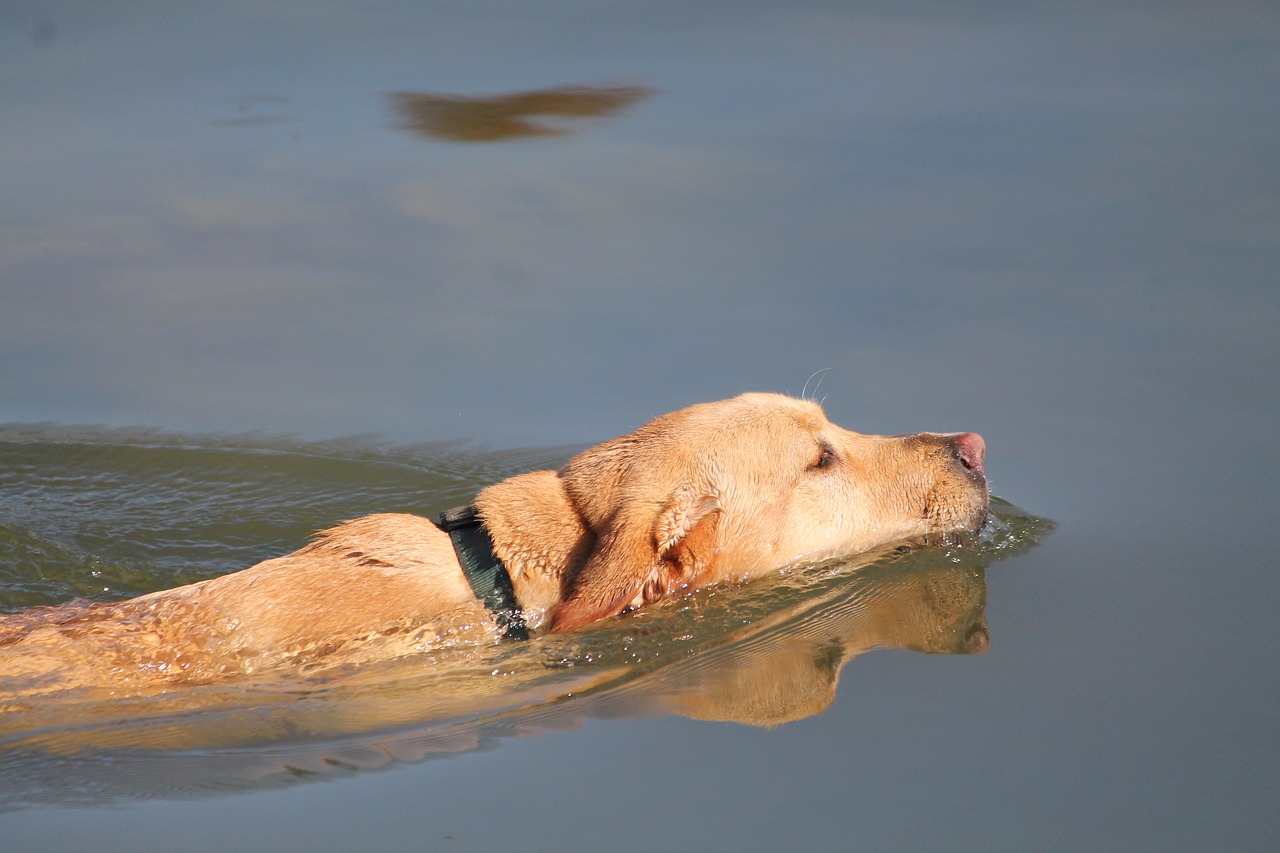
[965,623,990,654]
[948,432,986,478]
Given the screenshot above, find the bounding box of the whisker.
[802,368,832,401]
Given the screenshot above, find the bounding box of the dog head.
[547,393,989,632]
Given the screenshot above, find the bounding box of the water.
[0,428,1049,802]
[2,1,1278,850]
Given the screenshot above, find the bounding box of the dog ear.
[549,483,721,633]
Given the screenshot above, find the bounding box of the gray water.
[2,1,1277,851]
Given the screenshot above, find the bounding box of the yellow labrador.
[0,393,988,696]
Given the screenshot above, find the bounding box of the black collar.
[438,505,529,641]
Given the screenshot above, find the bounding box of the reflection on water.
[0,426,1052,810]
[0,1,1273,846]
[388,85,654,142]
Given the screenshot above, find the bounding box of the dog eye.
[810,441,837,470]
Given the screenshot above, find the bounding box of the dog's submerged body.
[0,394,988,699]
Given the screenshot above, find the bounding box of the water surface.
[2,1,1277,850]
[0,427,1050,807]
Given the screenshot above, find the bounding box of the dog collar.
[438,505,529,641]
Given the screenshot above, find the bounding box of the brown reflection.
[0,560,995,808]
[388,85,654,142]
[631,560,989,728]
[0,499,1054,808]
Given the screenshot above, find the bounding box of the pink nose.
[950,432,986,476]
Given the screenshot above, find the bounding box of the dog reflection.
[0,556,987,786]
[634,560,988,728]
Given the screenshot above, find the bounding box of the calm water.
[2,1,1278,851]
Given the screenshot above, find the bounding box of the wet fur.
[0,393,988,700]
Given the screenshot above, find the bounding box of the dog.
[0,393,988,698]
